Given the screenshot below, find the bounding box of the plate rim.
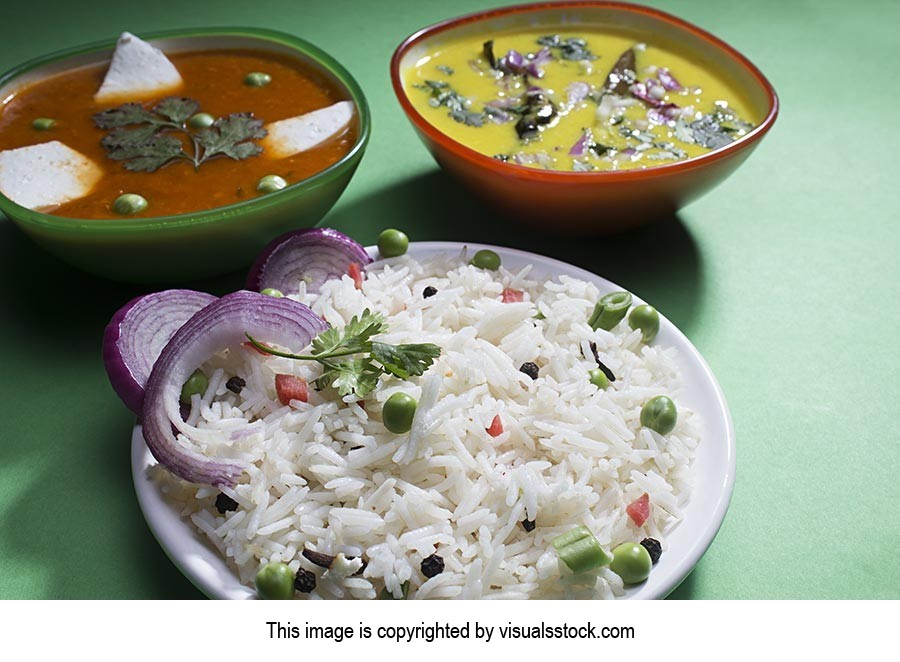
[132,240,736,600]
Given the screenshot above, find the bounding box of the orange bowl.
[390,1,778,232]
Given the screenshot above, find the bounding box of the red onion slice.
[657,67,683,91]
[103,289,217,415]
[569,130,591,156]
[629,81,665,108]
[498,49,525,74]
[648,103,682,125]
[566,81,590,107]
[141,291,327,486]
[246,228,372,295]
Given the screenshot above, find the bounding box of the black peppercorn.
[225,376,246,394]
[522,518,536,532]
[294,568,317,593]
[423,286,438,298]
[640,537,662,564]
[519,362,540,380]
[214,493,238,514]
[420,553,445,578]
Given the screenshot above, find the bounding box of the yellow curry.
[405,29,759,171]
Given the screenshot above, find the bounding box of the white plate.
[132,241,736,600]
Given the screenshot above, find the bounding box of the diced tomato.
[275,374,308,406]
[486,414,504,437]
[243,341,269,356]
[626,493,651,527]
[501,288,524,303]
[348,262,364,290]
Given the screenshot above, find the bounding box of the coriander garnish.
[413,80,485,127]
[536,35,597,61]
[93,97,267,173]
[246,309,441,398]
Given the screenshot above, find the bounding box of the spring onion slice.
[551,525,612,574]
[141,290,327,486]
[103,289,217,415]
[246,227,372,296]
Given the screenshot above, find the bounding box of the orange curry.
[0,49,356,218]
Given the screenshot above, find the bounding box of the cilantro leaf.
[93,103,160,129]
[196,113,267,161]
[100,131,187,173]
[318,358,382,397]
[309,326,343,356]
[537,34,596,60]
[154,97,200,124]
[93,98,267,173]
[247,309,441,399]
[311,309,386,356]
[689,115,735,149]
[415,80,486,127]
[371,342,442,379]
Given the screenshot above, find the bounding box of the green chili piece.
[550,525,612,574]
[180,369,209,404]
[378,580,411,599]
[588,291,633,331]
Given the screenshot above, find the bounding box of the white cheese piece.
[261,101,354,158]
[0,141,103,210]
[95,32,183,103]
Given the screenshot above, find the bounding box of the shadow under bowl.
[0,28,370,283]
[391,1,778,233]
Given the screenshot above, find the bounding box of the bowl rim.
[390,0,779,182]
[0,27,371,234]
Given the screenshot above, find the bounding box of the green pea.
[257,174,287,193]
[640,395,677,435]
[629,304,660,343]
[180,369,209,404]
[589,368,609,389]
[588,291,632,331]
[255,562,295,600]
[188,112,215,129]
[382,392,417,434]
[112,193,148,215]
[32,117,56,131]
[470,249,501,271]
[610,542,652,584]
[261,288,284,298]
[377,228,409,258]
[244,71,272,87]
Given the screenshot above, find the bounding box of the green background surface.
[0,0,897,600]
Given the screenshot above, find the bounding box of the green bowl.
[0,28,370,283]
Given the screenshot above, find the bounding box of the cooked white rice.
[152,249,700,599]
